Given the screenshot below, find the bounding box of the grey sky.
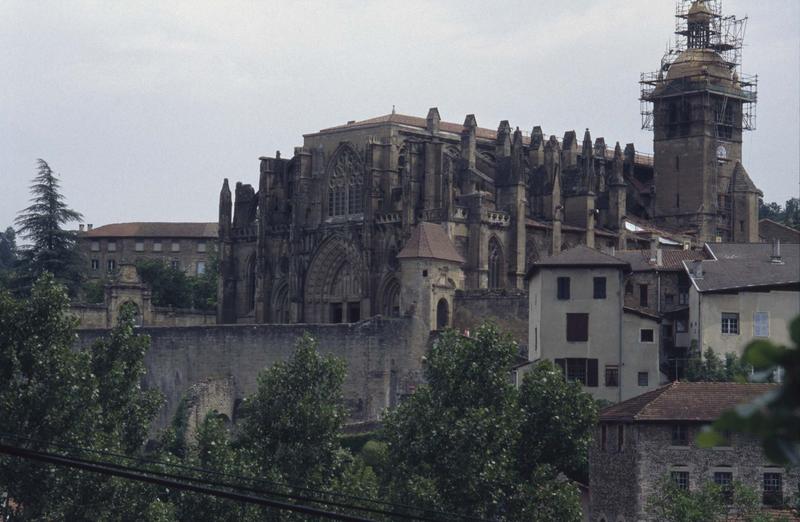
[2,1,798,231]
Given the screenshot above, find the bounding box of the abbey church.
[217,0,762,327]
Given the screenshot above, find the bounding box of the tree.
[518,360,598,482]
[646,476,780,522]
[135,258,217,311]
[0,274,167,520]
[0,226,17,288]
[686,347,753,382]
[382,324,585,521]
[14,159,84,294]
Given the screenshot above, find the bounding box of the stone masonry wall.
[76,316,429,433]
[453,290,529,347]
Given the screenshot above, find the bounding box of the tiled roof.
[687,242,800,292]
[600,381,778,422]
[615,249,707,272]
[759,219,800,242]
[532,244,629,269]
[397,222,465,263]
[82,222,218,239]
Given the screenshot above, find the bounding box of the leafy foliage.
[699,316,800,465]
[136,257,217,310]
[0,274,167,520]
[686,347,753,382]
[0,226,17,287]
[760,198,800,229]
[14,159,84,295]
[382,324,588,521]
[646,476,781,522]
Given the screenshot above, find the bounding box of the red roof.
[82,222,218,239]
[600,381,778,422]
[397,222,464,263]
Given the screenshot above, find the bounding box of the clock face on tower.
[716,145,728,159]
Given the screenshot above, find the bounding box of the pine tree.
[14,159,84,294]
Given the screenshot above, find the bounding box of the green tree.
[14,159,84,294]
[518,360,598,482]
[686,348,753,382]
[0,226,17,288]
[238,333,348,487]
[646,476,780,522]
[382,325,584,521]
[136,258,217,311]
[0,275,168,520]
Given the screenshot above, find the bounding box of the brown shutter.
[587,359,599,387]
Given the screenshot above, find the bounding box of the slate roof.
[531,245,629,269]
[686,242,800,292]
[615,249,707,272]
[731,162,762,194]
[83,222,218,239]
[397,222,465,263]
[600,381,778,422]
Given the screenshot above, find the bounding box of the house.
[527,245,662,402]
[685,242,800,359]
[589,382,799,522]
[79,222,218,277]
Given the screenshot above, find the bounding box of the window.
[716,430,732,447]
[171,260,180,270]
[566,313,589,342]
[625,281,634,295]
[638,371,649,387]
[135,240,144,252]
[593,277,607,299]
[678,290,689,305]
[328,146,363,217]
[605,365,619,387]
[107,259,116,272]
[557,277,571,300]
[763,473,783,506]
[617,424,624,452]
[714,471,733,502]
[91,241,100,252]
[153,241,162,252]
[672,471,689,491]
[171,241,180,252]
[91,259,99,271]
[672,424,689,446]
[196,261,206,275]
[107,241,117,252]
[676,319,688,333]
[555,358,598,387]
[664,293,674,305]
[639,284,649,307]
[754,312,769,337]
[640,329,655,343]
[721,313,739,335]
[197,241,207,253]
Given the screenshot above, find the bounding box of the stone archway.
[304,236,366,323]
[436,298,450,330]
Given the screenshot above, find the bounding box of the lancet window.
[328,147,364,217]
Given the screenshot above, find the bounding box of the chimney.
[87,224,93,231]
[79,224,85,232]
[691,260,704,279]
[649,237,658,262]
[771,239,783,264]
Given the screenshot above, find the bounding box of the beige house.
[527,245,662,403]
[685,242,800,359]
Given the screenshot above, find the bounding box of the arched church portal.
[304,237,365,323]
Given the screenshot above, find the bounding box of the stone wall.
[453,289,529,347]
[75,316,429,433]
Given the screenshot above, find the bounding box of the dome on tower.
[665,48,732,81]
[688,0,715,20]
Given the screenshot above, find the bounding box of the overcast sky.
[2,1,798,231]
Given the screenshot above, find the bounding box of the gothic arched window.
[488,238,504,289]
[328,146,363,217]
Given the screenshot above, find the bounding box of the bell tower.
[641,0,758,242]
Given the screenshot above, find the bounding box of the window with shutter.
[566,313,589,342]
[587,359,598,387]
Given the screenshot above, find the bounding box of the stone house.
[589,381,799,522]
[685,242,800,359]
[79,222,218,278]
[526,245,662,402]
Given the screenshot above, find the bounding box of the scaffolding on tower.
[639,0,757,132]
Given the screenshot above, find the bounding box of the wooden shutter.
[587,359,599,387]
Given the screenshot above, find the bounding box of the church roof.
[600,381,777,422]
[731,162,762,194]
[397,222,464,264]
[82,222,218,238]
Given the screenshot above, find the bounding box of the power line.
[0,442,376,522]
